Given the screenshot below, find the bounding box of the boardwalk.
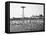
[10,18,44,32]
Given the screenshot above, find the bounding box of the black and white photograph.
[10,2,45,32]
[0,0,46,34]
[5,1,45,33]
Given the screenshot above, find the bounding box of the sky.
[10,3,44,18]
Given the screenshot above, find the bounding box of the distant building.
[31,16,44,19]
